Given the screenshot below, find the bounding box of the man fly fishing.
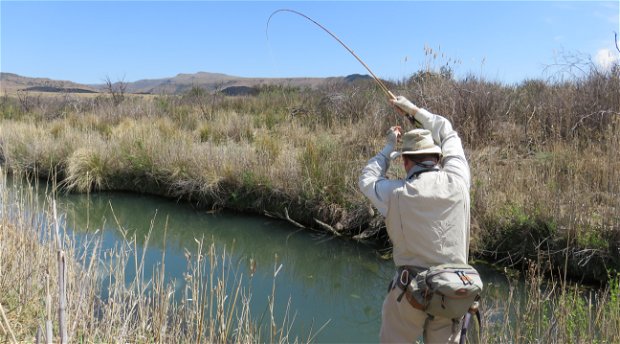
[267,9,482,343]
[359,97,481,343]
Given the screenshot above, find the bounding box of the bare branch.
[17,90,32,112]
[104,75,127,106]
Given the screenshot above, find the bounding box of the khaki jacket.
[359,108,470,268]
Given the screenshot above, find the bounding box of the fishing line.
[266,9,395,100]
[266,9,419,126]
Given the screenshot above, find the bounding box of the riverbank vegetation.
[1,59,619,284]
[1,172,619,342]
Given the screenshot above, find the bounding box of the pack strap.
[455,270,474,286]
[459,302,482,344]
[392,266,427,312]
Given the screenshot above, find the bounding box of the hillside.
[0,73,99,94]
[0,72,373,95]
[122,72,337,94]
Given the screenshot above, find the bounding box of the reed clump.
[1,61,618,283]
[480,259,620,343]
[0,170,302,343]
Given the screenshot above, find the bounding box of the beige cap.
[390,129,442,159]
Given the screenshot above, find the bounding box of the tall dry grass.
[1,169,619,343]
[478,259,620,343]
[1,61,618,283]
[0,169,304,343]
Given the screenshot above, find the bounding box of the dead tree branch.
[104,76,127,106]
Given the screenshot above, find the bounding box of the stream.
[10,178,511,343]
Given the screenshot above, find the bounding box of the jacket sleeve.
[358,145,404,217]
[414,108,470,189]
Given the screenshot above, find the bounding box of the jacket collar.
[406,161,439,180]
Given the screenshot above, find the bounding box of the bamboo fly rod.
[266,9,420,126]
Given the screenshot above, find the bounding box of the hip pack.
[407,264,483,319]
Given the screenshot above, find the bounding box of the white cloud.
[594,48,619,71]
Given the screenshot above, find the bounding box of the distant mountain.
[0,73,99,93]
[1,71,376,95]
[344,74,373,83]
[120,71,346,94]
[220,86,260,97]
[23,86,98,94]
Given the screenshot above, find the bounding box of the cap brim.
[394,146,442,158]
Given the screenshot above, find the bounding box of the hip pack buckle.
[394,266,426,311]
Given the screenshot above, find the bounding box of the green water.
[23,184,509,343]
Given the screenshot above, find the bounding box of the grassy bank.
[0,171,302,343]
[1,64,619,283]
[1,169,619,343]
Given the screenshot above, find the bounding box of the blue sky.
[1,1,619,85]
